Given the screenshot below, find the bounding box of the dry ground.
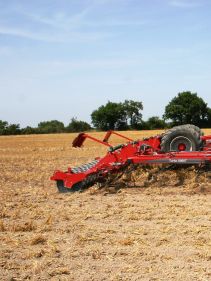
[0,130,211,281]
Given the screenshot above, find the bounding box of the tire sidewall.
[161,128,200,152]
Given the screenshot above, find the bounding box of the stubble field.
[0,130,211,281]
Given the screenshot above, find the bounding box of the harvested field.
[0,130,211,281]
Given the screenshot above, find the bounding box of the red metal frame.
[72,130,133,148]
[51,131,211,190]
[103,130,133,143]
[72,133,112,147]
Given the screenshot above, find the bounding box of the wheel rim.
[178,143,186,151]
[170,136,193,151]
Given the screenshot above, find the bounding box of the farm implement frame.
[51,125,211,192]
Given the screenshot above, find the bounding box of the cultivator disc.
[71,159,100,174]
[56,180,83,193]
[99,164,211,193]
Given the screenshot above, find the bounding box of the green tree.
[21,126,38,135]
[0,121,20,135]
[91,101,126,130]
[164,91,209,127]
[66,118,91,132]
[146,116,167,129]
[38,120,65,134]
[91,100,143,130]
[122,100,143,128]
[0,120,8,135]
[6,124,20,135]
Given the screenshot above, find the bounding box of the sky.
[0,0,211,127]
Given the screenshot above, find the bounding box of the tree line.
[1,91,211,135]
[0,118,91,135]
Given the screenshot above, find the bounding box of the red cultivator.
[51,125,211,192]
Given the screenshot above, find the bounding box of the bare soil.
[0,130,211,281]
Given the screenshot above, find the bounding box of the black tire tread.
[173,124,203,138]
[161,125,202,152]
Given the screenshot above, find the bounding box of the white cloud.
[0,46,12,56]
[21,7,148,30]
[44,58,139,69]
[0,2,113,42]
[169,0,203,8]
[0,1,149,43]
[0,26,58,42]
[0,25,111,43]
[22,8,92,30]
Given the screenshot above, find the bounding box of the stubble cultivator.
[51,125,211,192]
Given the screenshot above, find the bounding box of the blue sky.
[0,0,211,127]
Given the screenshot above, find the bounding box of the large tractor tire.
[161,125,202,152]
[173,124,203,138]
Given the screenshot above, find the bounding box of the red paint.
[51,131,211,189]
